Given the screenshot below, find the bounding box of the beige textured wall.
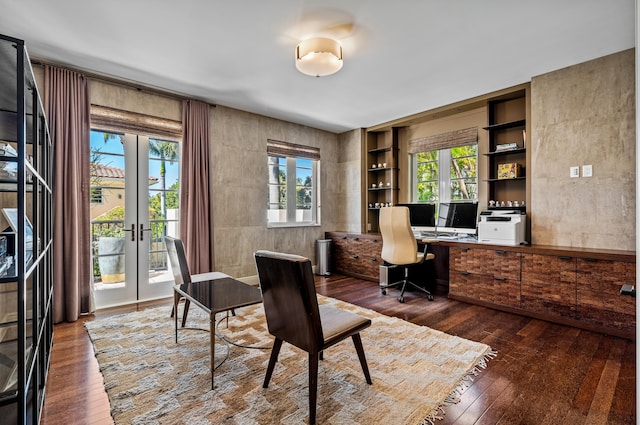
[209,105,351,277]
[530,49,635,249]
[38,71,354,278]
[336,129,364,233]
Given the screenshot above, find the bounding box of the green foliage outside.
[268,160,313,210]
[416,145,477,202]
[93,180,179,240]
[416,151,438,202]
[296,175,312,209]
[93,206,126,237]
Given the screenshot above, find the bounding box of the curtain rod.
[30,56,216,108]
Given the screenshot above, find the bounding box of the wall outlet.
[570,166,580,178]
[582,164,593,177]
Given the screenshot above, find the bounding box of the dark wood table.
[173,277,263,389]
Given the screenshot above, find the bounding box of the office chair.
[165,236,230,327]
[254,250,372,425]
[379,206,435,303]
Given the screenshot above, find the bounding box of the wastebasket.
[315,239,331,276]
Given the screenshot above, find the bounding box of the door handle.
[140,224,152,241]
[123,223,136,242]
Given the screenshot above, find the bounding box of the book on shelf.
[494,143,519,152]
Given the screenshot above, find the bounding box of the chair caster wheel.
[398,296,404,303]
[381,289,387,295]
[427,295,434,301]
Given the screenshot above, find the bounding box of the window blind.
[90,104,183,139]
[407,127,478,154]
[267,139,320,160]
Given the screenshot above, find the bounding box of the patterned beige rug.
[85,295,495,425]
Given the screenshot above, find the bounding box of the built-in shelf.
[485,177,526,182]
[367,146,393,154]
[482,119,526,131]
[484,147,526,157]
[484,92,528,216]
[365,128,399,233]
[367,166,396,172]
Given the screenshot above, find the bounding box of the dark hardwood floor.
[41,275,636,424]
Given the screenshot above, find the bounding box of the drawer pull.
[557,256,572,260]
[352,254,359,259]
[341,236,347,239]
[494,276,506,281]
[354,237,359,241]
[370,257,377,262]
[460,247,469,252]
[459,271,470,276]
[583,257,597,262]
[495,250,506,255]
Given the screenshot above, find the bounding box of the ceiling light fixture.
[295,37,343,77]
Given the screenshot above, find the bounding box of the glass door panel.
[90,131,179,308]
[138,137,178,301]
[91,132,135,307]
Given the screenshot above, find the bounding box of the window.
[90,187,104,204]
[409,128,478,203]
[266,139,320,226]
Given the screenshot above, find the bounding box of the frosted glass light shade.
[295,37,343,77]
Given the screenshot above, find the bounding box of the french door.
[90,130,180,308]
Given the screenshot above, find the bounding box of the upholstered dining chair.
[253,250,373,425]
[379,206,435,303]
[165,236,230,327]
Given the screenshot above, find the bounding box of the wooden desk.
[326,231,636,339]
[434,240,636,339]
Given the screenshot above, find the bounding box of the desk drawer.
[521,280,576,319]
[450,272,520,308]
[577,289,635,332]
[522,254,576,288]
[450,246,520,280]
[329,233,382,281]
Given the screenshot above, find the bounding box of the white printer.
[477,210,527,246]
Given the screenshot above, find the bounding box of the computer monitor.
[396,203,436,233]
[436,202,478,235]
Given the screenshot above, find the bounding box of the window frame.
[267,154,320,228]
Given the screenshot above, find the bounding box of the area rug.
[85,295,495,425]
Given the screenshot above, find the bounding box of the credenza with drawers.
[325,231,636,339]
[447,242,636,339]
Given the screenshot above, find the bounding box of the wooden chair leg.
[263,338,283,388]
[309,352,319,425]
[352,334,372,384]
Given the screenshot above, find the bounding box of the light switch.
[582,164,592,177]
[570,166,580,178]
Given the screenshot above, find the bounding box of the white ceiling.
[0,0,635,133]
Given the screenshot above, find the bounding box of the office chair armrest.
[416,243,435,264]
